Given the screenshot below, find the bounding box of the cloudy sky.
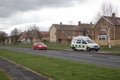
[0,0,120,34]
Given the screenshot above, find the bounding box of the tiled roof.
[104,16,120,25]
[0,31,5,35]
[52,23,93,31]
[41,31,49,35]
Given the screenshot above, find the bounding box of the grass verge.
[5,42,120,50]
[0,49,120,80]
[46,43,70,50]
[4,42,71,50]
[100,46,120,51]
[0,69,10,80]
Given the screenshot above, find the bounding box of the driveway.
[1,46,120,68]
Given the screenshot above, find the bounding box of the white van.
[71,36,100,51]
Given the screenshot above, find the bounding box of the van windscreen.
[86,40,94,43]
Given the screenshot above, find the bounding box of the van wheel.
[95,49,99,51]
[87,47,90,51]
[74,48,77,51]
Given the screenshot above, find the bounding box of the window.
[101,26,106,31]
[98,35,107,40]
[82,40,87,44]
[76,40,81,44]
[52,36,54,39]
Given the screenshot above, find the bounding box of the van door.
[75,40,82,50]
[81,40,87,50]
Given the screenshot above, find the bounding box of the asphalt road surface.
[1,46,120,68]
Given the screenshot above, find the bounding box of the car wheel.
[39,48,41,50]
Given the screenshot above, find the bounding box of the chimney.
[112,13,116,24]
[112,13,115,18]
[60,22,62,25]
[78,21,81,26]
[90,22,92,25]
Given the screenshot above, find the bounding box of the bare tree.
[28,24,42,43]
[62,30,72,44]
[0,31,7,45]
[82,28,88,36]
[96,2,117,48]
[11,28,21,43]
[96,2,117,20]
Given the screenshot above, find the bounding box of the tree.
[62,30,72,44]
[96,2,117,48]
[28,24,42,43]
[96,2,117,21]
[11,28,21,44]
[82,28,88,36]
[0,31,7,45]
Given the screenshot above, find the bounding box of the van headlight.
[94,45,99,48]
[88,45,92,48]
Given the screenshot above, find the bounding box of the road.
[1,46,120,68]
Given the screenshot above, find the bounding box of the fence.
[95,40,120,46]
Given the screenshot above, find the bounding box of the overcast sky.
[0,0,120,34]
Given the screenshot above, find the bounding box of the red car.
[33,42,47,50]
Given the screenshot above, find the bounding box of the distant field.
[0,49,120,80]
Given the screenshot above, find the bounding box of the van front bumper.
[89,47,100,51]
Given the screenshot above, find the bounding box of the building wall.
[41,32,49,41]
[94,18,115,41]
[56,30,81,44]
[95,40,120,46]
[87,28,94,40]
[115,25,120,40]
[49,24,94,43]
[49,27,94,44]
[49,26,56,43]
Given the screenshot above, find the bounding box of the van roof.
[73,36,91,40]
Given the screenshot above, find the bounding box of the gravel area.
[0,57,50,80]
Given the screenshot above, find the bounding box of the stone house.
[93,13,120,46]
[49,22,93,43]
[41,31,49,41]
[19,30,42,43]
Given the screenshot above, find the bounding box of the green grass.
[100,46,120,51]
[100,46,120,54]
[4,42,33,48]
[0,69,10,80]
[5,42,71,50]
[0,49,120,80]
[46,43,70,50]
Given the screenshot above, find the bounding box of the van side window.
[82,40,87,44]
[74,41,75,43]
[76,40,81,44]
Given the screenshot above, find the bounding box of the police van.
[71,36,100,51]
